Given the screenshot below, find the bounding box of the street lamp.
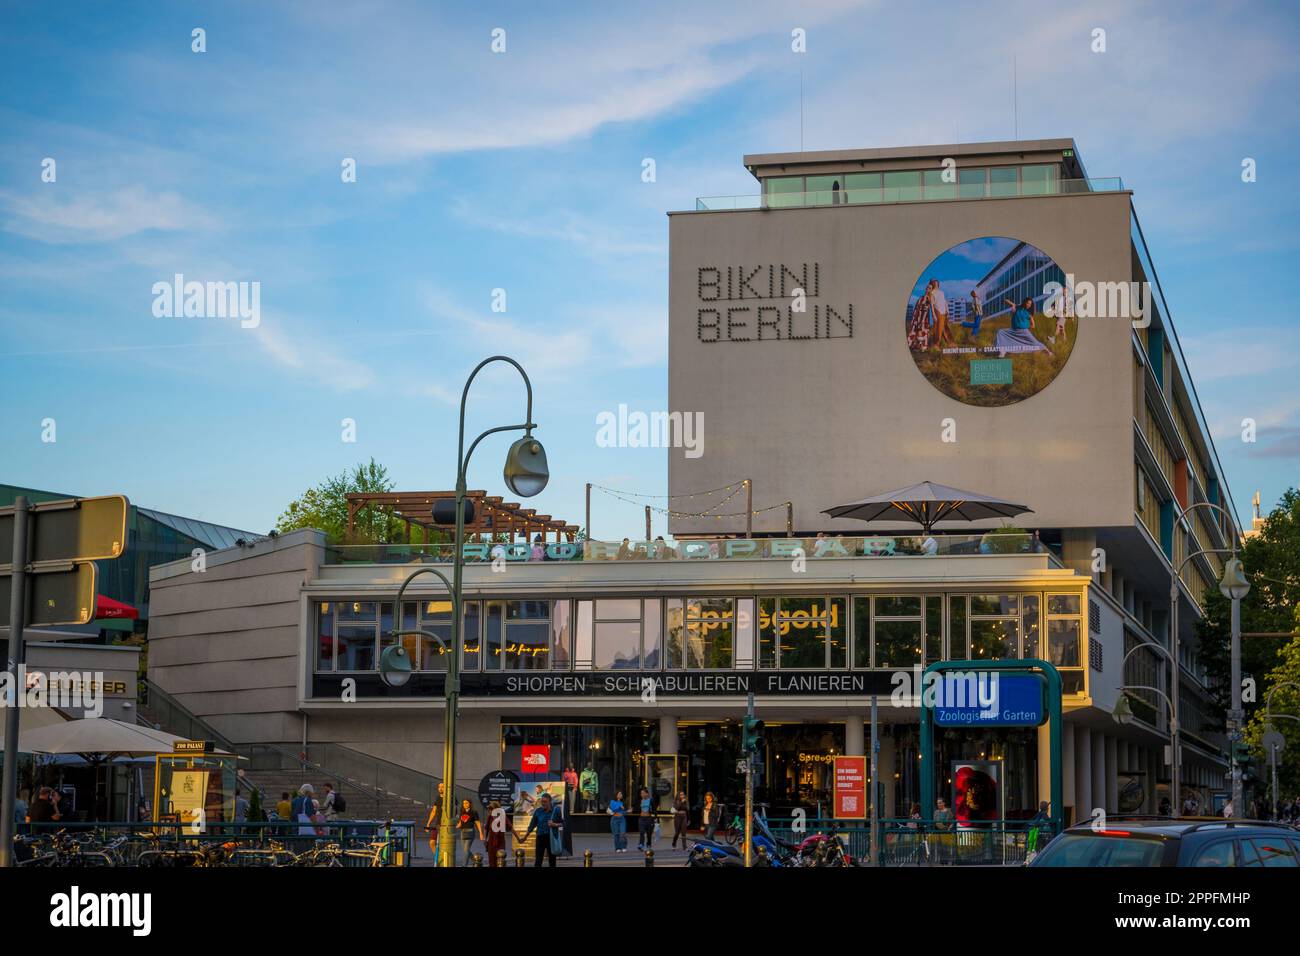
[1117,638,1180,813]
[1163,500,1241,816]
[430,356,548,867]
[1263,682,1300,820]
[1218,555,1250,818]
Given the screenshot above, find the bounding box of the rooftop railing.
[693,176,1125,211]
[324,532,1052,566]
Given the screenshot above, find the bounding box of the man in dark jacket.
[523,794,561,867]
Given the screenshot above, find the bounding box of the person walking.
[933,797,955,864]
[234,788,250,823]
[293,784,317,836]
[321,783,338,820]
[523,793,562,867]
[671,791,689,849]
[636,787,655,851]
[275,791,292,821]
[425,781,445,860]
[455,798,484,866]
[608,789,628,852]
[485,801,506,866]
[701,791,720,842]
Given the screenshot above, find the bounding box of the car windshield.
[1034,832,1167,866]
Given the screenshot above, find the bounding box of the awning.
[94,595,139,620]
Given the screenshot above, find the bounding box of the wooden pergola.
[344,490,579,544]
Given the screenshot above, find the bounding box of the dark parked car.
[1028,818,1300,867]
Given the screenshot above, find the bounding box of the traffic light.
[742,715,765,753]
[1230,741,1252,764]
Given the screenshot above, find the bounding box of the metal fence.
[761,818,1056,866]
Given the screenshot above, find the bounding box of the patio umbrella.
[94,595,139,620]
[12,716,230,759]
[821,481,1033,534]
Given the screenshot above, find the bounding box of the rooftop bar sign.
[696,262,857,343]
[931,672,1047,728]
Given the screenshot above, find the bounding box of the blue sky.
[2,0,1299,535]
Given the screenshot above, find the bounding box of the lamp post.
[1117,642,1180,812]
[1165,500,1240,814]
[419,356,548,867]
[1220,556,1250,818]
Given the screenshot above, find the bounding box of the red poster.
[833,756,867,820]
[521,744,550,774]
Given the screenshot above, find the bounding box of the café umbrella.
[9,717,230,759]
[821,481,1033,535]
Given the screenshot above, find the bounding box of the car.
[1027,818,1300,867]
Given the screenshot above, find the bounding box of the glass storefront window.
[766,176,804,208]
[883,170,921,201]
[1048,620,1080,667]
[958,167,987,198]
[875,619,923,668]
[922,168,957,200]
[949,595,967,658]
[844,172,881,203]
[317,603,334,670]
[1020,164,1057,195]
[989,166,1018,197]
[551,600,571,670]
[1021,595,1041,658]
[829,597,847,668]
[757,597,840,668]
[806,174,845,206]
[336,625,377,671]
[734,598,754,668]
[926,596,943,662]
[502,600,551,670]
[1046,592,1085,693]
[679,597,734,668]
[461,601,481,671]
[501,722,658,815]
[970,619,1017,660]
[853,597,870,667]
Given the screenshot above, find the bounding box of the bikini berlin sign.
[695,262,858,343]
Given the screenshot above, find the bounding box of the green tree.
[1197,488,1300,725]
[275,459,412,544]
[1245,606,1300,804]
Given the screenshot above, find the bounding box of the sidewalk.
[411,830,696,868]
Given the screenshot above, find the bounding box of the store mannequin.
[579,764,599,812]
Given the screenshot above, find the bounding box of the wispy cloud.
[0,186,217,243]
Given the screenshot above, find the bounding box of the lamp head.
[1218,557,1250,601]
[504,434,549,498]
[379,642,413,688]
[1112,693,1135,726]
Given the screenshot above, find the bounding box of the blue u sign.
[932,672,1046,728]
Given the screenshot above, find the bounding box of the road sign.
[0,562,97,626]
[1262,729,1286,755]
[932,672,1047,728]
[0,495,127,565]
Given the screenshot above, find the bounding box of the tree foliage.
[1198,488,1300,736]
[275,459,412,544]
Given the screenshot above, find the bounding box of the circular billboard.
[905,236,1076,406]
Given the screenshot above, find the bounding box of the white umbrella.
[13,717,231,759]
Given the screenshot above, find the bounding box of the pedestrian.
[275,791,292,821]
[293,783,317,836]
[636,787,655,850]
[933,797,955,864]
[671,791,689,848]
[523,793,562,867]
[485,801,506,866]
[608,789,628,852]
[14,789,29,830]
[28,787,57,824]
[1222,798,1234,819]
[234,788,250,823]
[455,797,484,865]
[702,791,720,841]
[321,783,338,819]
[425,781,445,860]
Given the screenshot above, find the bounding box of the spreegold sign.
[695,262,857,343]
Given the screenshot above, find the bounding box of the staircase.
[140,679,470,822]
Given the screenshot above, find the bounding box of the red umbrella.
[94,595,139,620]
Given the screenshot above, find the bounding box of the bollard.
[515,847,526,868]
[472,852,483,867]
[644,848,654,867]
[583,849,593,868]
[496,849,507,868]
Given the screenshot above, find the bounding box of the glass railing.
[324,532,1050,565]
[694,177,1124,211]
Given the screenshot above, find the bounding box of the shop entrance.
[643,754,687,814]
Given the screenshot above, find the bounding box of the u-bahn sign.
[931,672,1047,727]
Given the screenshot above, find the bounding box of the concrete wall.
[148,530,321,745]
[668,191,1136,536]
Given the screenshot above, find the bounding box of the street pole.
[0,496,29,868]
[744,691,754,868]
[869,695,879,866]
[1229,595,1244,818]
[1167,573,1181,812]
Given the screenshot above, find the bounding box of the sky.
[2,0,1299,537]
